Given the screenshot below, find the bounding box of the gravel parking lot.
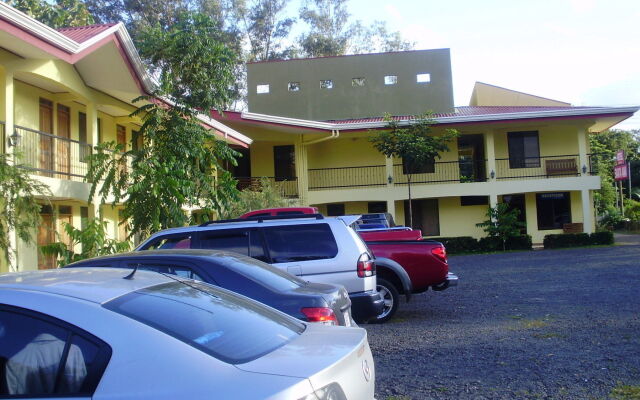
[366,234,640,399]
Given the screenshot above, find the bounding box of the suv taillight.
[357,253,375,278]
[301,307,338,325]
[432,245,447,263]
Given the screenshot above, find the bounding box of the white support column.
[294,136,308,205]
[577,127,588,176]
[386,199,396,223]
[485,129,496,180]
[385,156,394,186]
[2,69,17,271]
[581,189,594,233]
[86,102,101,219]
[489,193,498,222]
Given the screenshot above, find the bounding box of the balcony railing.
[495,154,584,180]
[13,125,92,181]
[393,159,487,185]
[308,165,386,190]
[235,176,298,198]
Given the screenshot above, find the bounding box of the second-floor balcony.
[13,125,91,182]
[236,176,299,198]
[306,154,595,191]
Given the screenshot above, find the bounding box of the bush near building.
[543,231,614,249]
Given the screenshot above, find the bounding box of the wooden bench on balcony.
[545,158,578,177]
[562,223,583,233]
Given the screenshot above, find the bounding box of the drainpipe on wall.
[297,130,340,206]
[303,129,340,145]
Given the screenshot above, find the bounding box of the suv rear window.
[104,281,304,364]
[263,224,338,263]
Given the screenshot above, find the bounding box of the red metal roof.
[57,24,116,43]
[325,106,598,124]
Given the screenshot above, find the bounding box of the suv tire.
[371,278,399,323]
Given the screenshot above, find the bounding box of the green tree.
[219,178,297,219]
[298,0,414,57]
[369,113,458,228]
[40,217,131,267]
[0,153,51,269]
[5,0,94,28]
[476,203,525,251]
[589,129,640,215]
[231,0,296,61]
[86,12,240,240]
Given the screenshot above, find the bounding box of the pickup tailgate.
[366,240,449,292]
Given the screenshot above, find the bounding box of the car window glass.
[198,231,249,256]
[0,309,105,397]
[249,231,267,262]
[221,254,306,292]
[143,234,192,250]
[263,224,338,263]
[104,281,304,364]
[128,263,205,281]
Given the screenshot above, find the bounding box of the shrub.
[435,236,478,254]
[543,232,614,249]
[505,235,533,250]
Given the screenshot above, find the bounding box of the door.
[273,145,295,181]
[503,194,527,234]
[37,207,55,270]
[39,99,54,177]
[116,125,127,175]
[458,134,486,182]
[56,104,71,178]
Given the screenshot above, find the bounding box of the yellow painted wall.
[433,197,486,238]
[493,125,580,159]
[313,201,377,216]
[307,137,384,169]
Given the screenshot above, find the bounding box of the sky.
[289,0,640,129]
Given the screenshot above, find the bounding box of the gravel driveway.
[366,234,640,399]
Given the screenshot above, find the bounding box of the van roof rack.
[199,213,325,227]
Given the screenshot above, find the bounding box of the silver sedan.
[0,268,375,399]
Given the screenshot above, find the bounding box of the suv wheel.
[371,278,399,323]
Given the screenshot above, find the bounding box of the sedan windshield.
[104,281,305,364]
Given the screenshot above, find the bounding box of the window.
[416,73,431,83]
[142,234,192,250]
[536,192,571,230]
[326,203,345,216]
[78,112,89,162]
[460,196,489,206]
[384,75,398,85]
[0,307,110,397]
[80,207,89,230]
[352,77,365,87]
[128,263,204,281]
[223,256,306,292]
[132,130,143,151]
[104,281,304,364]
[199,231,249,256]
[320,80,333,89]
[97,118,102,144]
[263,224,338,262]
[402,157,435,174]
[287,82,300,92]
[368,202,387,213]
[273,145,296,180]
[256,84,270,94]
[508,131,540,168]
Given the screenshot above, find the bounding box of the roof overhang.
[221,106,639,134]
[0,3,251,147]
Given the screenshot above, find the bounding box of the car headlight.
[298,383,347,400]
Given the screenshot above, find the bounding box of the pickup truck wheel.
[372,278,399,324]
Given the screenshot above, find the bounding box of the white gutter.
[303,129,340,145]
[240,106,640,132]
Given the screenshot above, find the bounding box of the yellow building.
[0,4,251,272]
[215,58,638,244]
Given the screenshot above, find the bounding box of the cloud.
[569,0,596,13]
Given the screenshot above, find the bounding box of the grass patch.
[611,384,640,400]
[521,319,549,329]
[386,396,411,400]
[532,332,564,339]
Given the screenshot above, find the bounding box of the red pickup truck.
[240,208,458,323]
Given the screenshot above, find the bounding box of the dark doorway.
[458,134,486,182]
[273,145,295,180]
[368,202,387,213]
[404,199,439,236]
[503,194,527,234]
